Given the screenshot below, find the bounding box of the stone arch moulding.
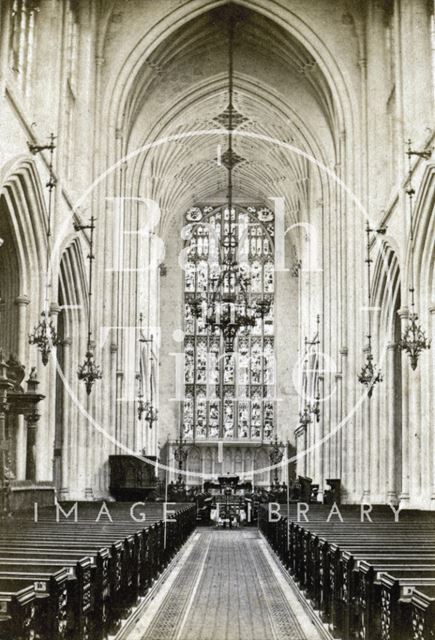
[58,239,89,341]
[411,164,435,313]
[372,239,401,344]
[0,156,48,315]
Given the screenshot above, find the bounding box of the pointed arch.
[412,164,435,314]
[0,156,47,298]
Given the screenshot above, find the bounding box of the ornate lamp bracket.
[28,133,61,365]
[75,217,102,394]
[397,141,431,369]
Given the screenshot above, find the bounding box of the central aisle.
[124,529,325,640]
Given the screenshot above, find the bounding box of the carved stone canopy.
[0,353,44,417]
[5,354,25,391]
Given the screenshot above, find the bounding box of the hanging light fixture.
[188,7,271,352]
[137,318,158,427]
[75,216,102,395]
[28,133,62,365]
[299,404,312,429]
[269,435,284,485]
[173,434,189,484]
[136,374,146,421]
[137,313,147,420]
[398,140,431,370]
[358,222,385,397]
[306,314,321,422]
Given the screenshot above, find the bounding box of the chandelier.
[28,133,62,365]
[358,222,385,397]
[75,216,102,394]
[358,341,382,398]
[399,314,431,371]
[188,7,271,353]
[137,385,158,425]
[398,140,431,370]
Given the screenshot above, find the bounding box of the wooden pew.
[258,504,435,640]
[0,579,38,640]
[0,566,72,640]
[408,586,435,640]
[0,557,93,640]
[0,502,196,640]
[0,547,110,640]
[378,572,435,640]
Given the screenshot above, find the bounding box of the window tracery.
[183,204,275,441]
[9,0,38,96]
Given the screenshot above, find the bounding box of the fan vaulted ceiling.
[109,4,340,233]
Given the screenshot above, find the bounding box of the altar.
[209,474,248,528]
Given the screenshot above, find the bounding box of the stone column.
[14,295,30,480]
[398,307,410,506]
[59,337,72,500]
[25,413,39,482]
[386,343,398,503]
[407,350,422,505]
[362,396,371,503]
[340,348,352,502]
[429,306,435,508]
[315,375,324,502]
[335,372,343,479]
[46,302,61,483]
[0,354,11,515]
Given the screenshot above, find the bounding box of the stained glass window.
[183,204,275,441]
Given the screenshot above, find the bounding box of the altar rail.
[0,501,196,640]
[259,504,435,640]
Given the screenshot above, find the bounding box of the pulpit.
[324,478,341,505]
[0,353,46,515]
[109,454,157,501]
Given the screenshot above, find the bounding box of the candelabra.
[398,140,431,370]
[299,405,312,429]
[144,402,158,428]
[305,314,321,422]
[358,340,382,398]
[358,222,385,397]
[75,216,102,394]
[28,133,61,365]
[269,435,284,485]
[173,436,189,484]
[137,319,158,427]
[137,378,146,420]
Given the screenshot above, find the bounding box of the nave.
[2,499,434,640]
[119,528,323,640]
[0,0,434,638]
